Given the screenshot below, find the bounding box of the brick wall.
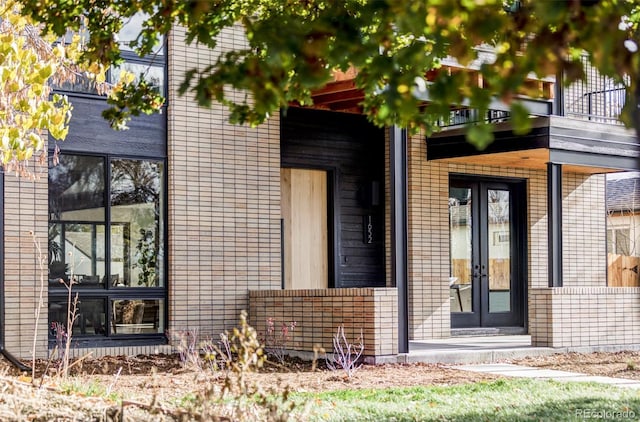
[249,288,398,357]
[67,344,173,359]
[409,131,549,339]
[167,27,282,338]
[562,173,607,287]
[410,131,607,340]
[1,26,283,360]
[407,130,451,339]
[3,166,48,358]
[530,287,640,347]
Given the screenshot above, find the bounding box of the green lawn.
[296,379,640,421]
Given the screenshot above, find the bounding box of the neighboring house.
[606,175,640,287]
[2,24,639,361]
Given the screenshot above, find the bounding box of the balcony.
[424,57,638,174]
[299,53,638,174]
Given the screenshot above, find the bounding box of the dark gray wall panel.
[50,96,166,158]
[281,107,385,288]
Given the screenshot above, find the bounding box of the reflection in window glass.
[49,298,106,337]
[49,155,107,284]
[49,29,97,94]
[48,223,106,285]
[48,154,166,341]
[111,299,164,334]
[449,187,472,313]
[50,75,99,94]
[49,155,105,221]
[111,63,165,94]
[488,189,511,313]
[111,159,164,287]
[117,13,164,54]
[606,174,640,286]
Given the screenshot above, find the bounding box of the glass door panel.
[487,189,511,313]
[449,187,473,313]
[450,178,525,329]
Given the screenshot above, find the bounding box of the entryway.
[449,176,527,329]
[280,107,386,289]
[281,168,329,289]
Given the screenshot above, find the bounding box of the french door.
[449,177,526,328]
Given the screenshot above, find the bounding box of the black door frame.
[449,174,527,328]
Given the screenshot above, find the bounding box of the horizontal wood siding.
[281,108,385,288]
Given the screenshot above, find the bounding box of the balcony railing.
[438,109,510,128]
[310,50,628,128]
[564,55,627,125]
[439,56,627,129]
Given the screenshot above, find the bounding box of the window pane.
[111,62,165,95]
[49,298,106,337]
[616,229,631,255]
[117,13,164,54]
[111,159,164,287]
[50,74,99,95]
[49,155,105,221]
[109,223,130,287]
[449,187,472,312]
[111,299,164,334]
[488,189,511,313]
[49,223,107,286]
[50,30,98,94]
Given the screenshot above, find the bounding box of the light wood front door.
[281,168,328,289]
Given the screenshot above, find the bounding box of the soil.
[514,350,640,380]
[1,350,640,420]
[0,354,502,403]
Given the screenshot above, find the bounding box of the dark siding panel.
[51,96,166,158]
[281,108,385,288]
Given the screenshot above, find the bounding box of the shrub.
[326,326,364,378]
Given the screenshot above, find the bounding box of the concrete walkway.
[456,363,640,389]
[401,335,640,365]
[403,335,558,364]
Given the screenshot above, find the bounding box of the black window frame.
[51,29,167,100]
[48,152,168,348]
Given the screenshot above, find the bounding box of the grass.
[59,379,120,402]
[297,379,640,421]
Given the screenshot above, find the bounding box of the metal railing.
[564,55,627,124]
[437,55,628,128]
[438,109,510,128]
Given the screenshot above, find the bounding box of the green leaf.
[467,124,494,151]
[510,102,532,136]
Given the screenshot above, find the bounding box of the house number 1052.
[365,215,373,244]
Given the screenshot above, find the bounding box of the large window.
[51,13,165,96]
[48,154,166,343]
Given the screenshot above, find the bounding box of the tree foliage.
[0,0,163,175]
[16,0,640,149]
[0,0,75,175]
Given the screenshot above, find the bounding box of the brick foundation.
[530,287,640,347]
[249,288,398,357]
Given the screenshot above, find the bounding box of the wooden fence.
[608,254,640,287]
[451,259,510,290]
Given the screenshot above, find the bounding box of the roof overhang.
[303,66,554,115]
[427,116,640,174]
